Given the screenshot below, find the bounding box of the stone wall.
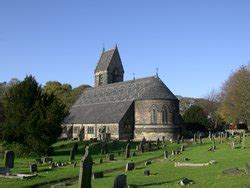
[134,99,181,140]
[69,123,119,140]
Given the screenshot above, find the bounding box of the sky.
[0,0,249,98]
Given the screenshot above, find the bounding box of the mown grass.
[0,136,249,188]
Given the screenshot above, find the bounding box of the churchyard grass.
[0,136,249,187]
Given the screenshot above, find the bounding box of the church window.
[87,126,94,134]
[112,68,119,83]
[99,74,103,85]
[73,126,80,135]
[150,105,158,124]
[162,108,167,124]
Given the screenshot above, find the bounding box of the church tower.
[94,46,124,87]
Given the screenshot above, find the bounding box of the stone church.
[64,46,182,141]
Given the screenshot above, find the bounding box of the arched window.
[162,107,167,124]
[112,68,119,82]
[150,105,158,124]
[99,74,103,85]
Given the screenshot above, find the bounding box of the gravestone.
[99,158,103,164]
[73,142,79,153]
[140,143,145,153]
[171,150,175,155]
[177,136,181,144]
[131,151,136,157]
[136,145,139,151]
[145,161,151,166]
[0,167,10,175]
[126,163,135,171]
[4,150,15,168]
[193,134,197,143]
[109,154,115,161]
[78,149,93,188]
[231,142,235,149]
[92,172,104,179]
[148,141,152,151]
[162,136,165,142]
[114,174,127,188]
[156,138,160,148]
[222,168,241,175]
[164,151,168,159]
[242,131,246,149]
[219,132,223,144]
[212,137,216,150]
[125,143,130,158]
[198,135,202,144]
[180,178,193,186]
[208,131,212,140]
[101,142,108,155]
[43,157,53,164]
[73,162,77,168]
[181,136,184,144]
[180,145,184,152]
[144,170,150,176]
[30,163,37,173]
[70,147,75,161]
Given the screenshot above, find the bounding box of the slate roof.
[65,76,178,124]
[95,48,116,73]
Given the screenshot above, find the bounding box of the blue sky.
[0,0,249,98]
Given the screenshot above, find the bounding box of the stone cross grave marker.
[78,149,93,188]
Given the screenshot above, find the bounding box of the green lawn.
[0,136,249,188]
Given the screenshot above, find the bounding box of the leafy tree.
[183,105,209,132]
[43,81,90,109]
[218,64,250,127]
[1,76,69,154]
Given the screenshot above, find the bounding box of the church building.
[64,46,182,141]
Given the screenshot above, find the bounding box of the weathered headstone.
[177,136,181,144]
[92,172,104,179]
[164,151,168,159]
[242,131,246,149]
[109,154,115,161]
[180,178,193,186]
[162,136,165,142]
[73,142,79,153]
[148,141,152,151]
[126,162,135,171]
[99,158,103,164]
[30,164,37,173]
[70,147,75,161]
[131,151,136,157]
[144,170,150,176]
[180,145,184,152]
[231,142,235,150]
[145,161,151,166]
[101,142,108,155]
[156,138,160,148]
[78,149,93,188]
[43,157,53,164]
[208,131,212,140]
[193,134,197,143]
[212,137,216,150]
[0,167,10,175]
[114,174,127,188]
[219,132,223,144]
[171,150,175,155]
[4,150,15,168]
[125,143,130,158]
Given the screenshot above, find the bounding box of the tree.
[43,81,90,109]
[183,105,209,132]
[1,76,69,154]
[218,64,250,128]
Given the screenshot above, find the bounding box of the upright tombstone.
[74,142,79,153]
[181,136,184,144]
[70,147,75,161]
[139,142,145,153]
[101,142,108,155]
[162,136,165,142]
[78,148,93,188]
[180,145,184,152]
[125,143,130,158]
[208,131,212,140]
[212,137,216,150]
[242,131,246,149]
[164,151,168,159]
[156,138,160,148]
[4,150,15,169]
[126,162,135,171]
[177,136,181,144]
[148,141,152,151]
[114,174,127,188]
[193,134,197,143]
[219,132,223,144]
[30,163,37,173]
